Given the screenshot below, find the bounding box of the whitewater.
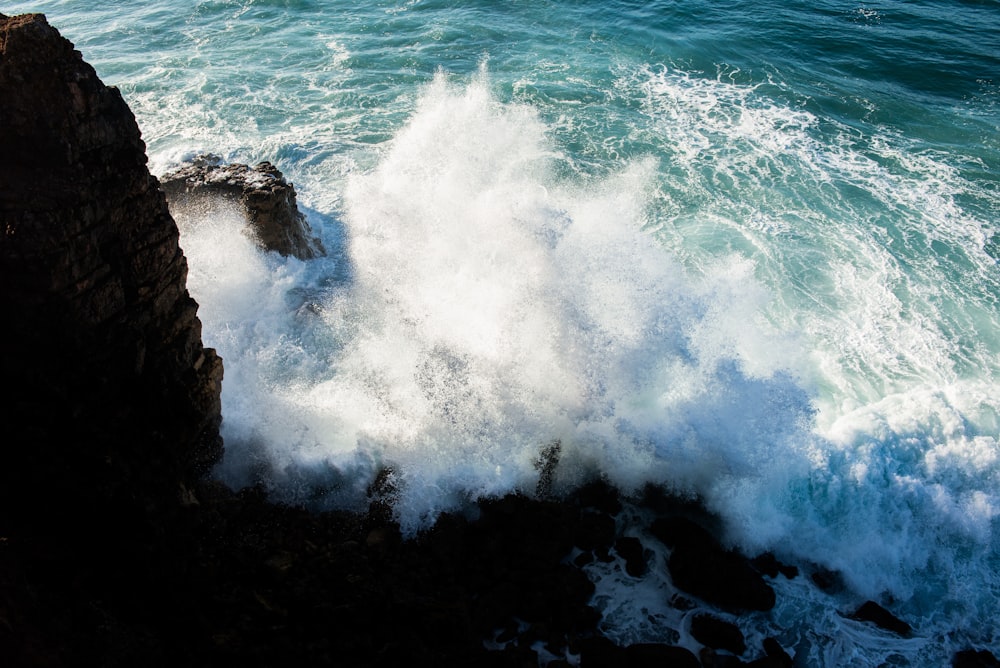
[7,0,998,664]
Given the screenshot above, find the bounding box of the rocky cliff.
[0,12,223,531]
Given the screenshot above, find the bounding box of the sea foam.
[176,71,812,526]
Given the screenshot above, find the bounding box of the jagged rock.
[651,516,776,612]
[849,600,912,637]
[0,12,223,531]
[160,154,324,259]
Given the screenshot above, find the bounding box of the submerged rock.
[160,154,325,260]
[849,600,912,637]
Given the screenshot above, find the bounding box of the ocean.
[6,0,998,664]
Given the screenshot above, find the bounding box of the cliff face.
[0,13,223,531]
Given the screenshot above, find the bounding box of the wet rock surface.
[160,154,325,260]
[650,516,776,612]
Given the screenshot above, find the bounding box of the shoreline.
[2,12,996,667]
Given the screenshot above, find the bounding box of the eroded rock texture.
[160,154,325,259]
[0,13,223,532]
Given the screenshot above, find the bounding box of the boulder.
[691,613,746,656]
[651,516,776,612]
[160,154,324,259]
[849,600,912,637]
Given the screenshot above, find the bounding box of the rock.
[0,12,223,533]
[571,478,623,515]
[614,536,647,577]
[954,649,1000,668]
[624,643,701,668]
[757,638,794,667]
[691,613,746,656]
[751,552,799,580]
[578,636,625,667]
[700,647,747,668]
[849,600,912,637]
[574,511,617,552]
[810,566,845,593]
[651,517,776,612]
[579,638,700,668]
[160,154,324,259]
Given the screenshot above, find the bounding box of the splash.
[177,71,813,535]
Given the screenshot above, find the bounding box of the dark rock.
[954,649,1000,668]
[810,566,845,593]
[757,637,794,667]
[701,647,747,668]
[614,536,647,577]
[575,511,617,552]
[0,12,223,534]
[571,478,623,515]
[624,643,701,668]
[690,614,746,656]
[160,154,324,259]
[652,517,776,612]
[580,637,700,668]
[579,636,625,667]
[751,552,799,579]
[849,600,912,637]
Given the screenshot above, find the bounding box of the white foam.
[172,72,812,534]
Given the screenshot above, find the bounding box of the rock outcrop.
[160,155,325,259]
[0,12,223,531]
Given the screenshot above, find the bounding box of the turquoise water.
[7,1,999,663]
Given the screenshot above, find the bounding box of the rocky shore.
[1,13,996,668]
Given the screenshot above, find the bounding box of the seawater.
[7,0,999,664]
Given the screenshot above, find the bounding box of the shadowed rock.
[691,614,746,656]
[0,12,223,531]
[953,649,1000,668]
[850,600,912,637]
[160,154,325,259]
[650,516,776,612]
[578,637,701,668]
